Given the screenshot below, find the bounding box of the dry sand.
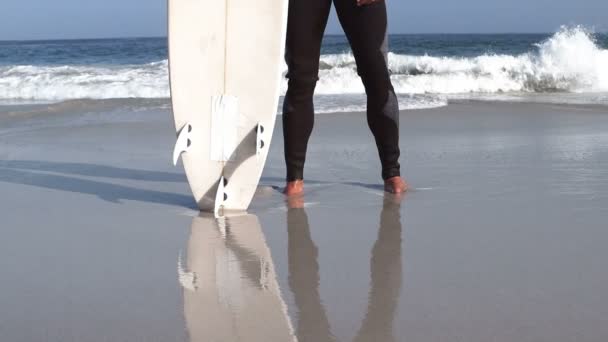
[1,101,608,341]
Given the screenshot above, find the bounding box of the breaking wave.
[0,27,606,107]
[314,26,608,94]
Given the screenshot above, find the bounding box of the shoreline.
[2,96,608,118]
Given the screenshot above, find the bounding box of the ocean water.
[1,26,607,113]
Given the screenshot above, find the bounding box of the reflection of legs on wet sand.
[354,195,403,342]
[181,214,295,342]
[287,194,403,342]
[287,208,336,342]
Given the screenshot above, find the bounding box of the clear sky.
[1,0,607,40]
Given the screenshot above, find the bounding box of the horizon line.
[2,31,606,42]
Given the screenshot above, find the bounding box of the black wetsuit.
[283,0,401,181]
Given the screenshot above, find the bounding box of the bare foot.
[384,176,408,194]
[283,179,304,196]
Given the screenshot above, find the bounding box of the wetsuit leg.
[333,0,401,180]
[283,0,332,181]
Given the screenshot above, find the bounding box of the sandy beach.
[1,100,608,341]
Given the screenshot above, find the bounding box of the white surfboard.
[168,0,288,213]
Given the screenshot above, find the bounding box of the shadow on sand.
[0,160,186,182]
[0,160,194,208]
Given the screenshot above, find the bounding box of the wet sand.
[1,101,608,341]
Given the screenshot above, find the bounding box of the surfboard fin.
[256,123,265,156]
[173,122,193,165]
[214,176,228,218]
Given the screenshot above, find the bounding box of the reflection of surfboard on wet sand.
[168,0,289,214]
[178,214,296,342]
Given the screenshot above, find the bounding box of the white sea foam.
[0,27,606,112]
[0,61,169,101]
[310,94,447,113]
[313,26,608,95]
